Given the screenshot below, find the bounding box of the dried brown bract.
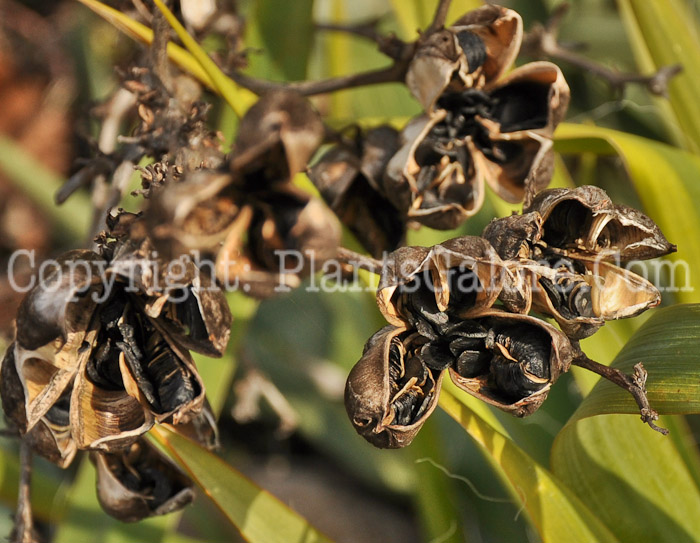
[308,126,405,257]
[148,91,341,296]
[345,326,443,449]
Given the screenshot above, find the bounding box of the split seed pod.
[308,126,405,257]
[345,326,443,448]
[376,237,504,337]
[406,5,523,112]
[148,91,341,296]
[386,63,569,228]
[525,185,676,261]
[447,311,573,416]
[93,438,195,522]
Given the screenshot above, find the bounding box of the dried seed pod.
[406,5,523,111]
[482,212,543,260]
[308,126,405,257]
[1,343,77,467]
[345,326,443,448]
[385,113,486,229]
[525,186,676,261]
[447,311,573,416]
[387,62,568,228]
[93,438,194,522]
[231,90,325,188]
[527,255,661,339]
[377,238,503,336]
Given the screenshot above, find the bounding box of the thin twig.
[425,0,453,35]
[336,247,384,275]
[230,61,410,97]
[571,342,668,435]
[521,3,682,97]
[10,440,38,543]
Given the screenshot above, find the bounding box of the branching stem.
[571,342,668,435]
[522,3,682,97]
[336,247,384,275]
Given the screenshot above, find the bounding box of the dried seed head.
[447,311,573,416]
[309,126,405,257]
[345,326,443,448]
[93,439,194,522]
[376,237,504,335]
[525,186,676,261]
[406,6,523,111]
[231,90,325,188]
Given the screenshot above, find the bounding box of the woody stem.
[336,247,384,275]
[571,343,668,435]
[11,439,37,543]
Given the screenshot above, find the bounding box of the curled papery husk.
[214,185,341,298]
[527,256,661,339]
[308,126,405,257]
[230,90,324,187]
[525,186,676,261]
[377,238,503,335]
[147,170,241,261]
[93,438,194,522]
[406,5,523,111]
[482,212,543,260]
[385,113,485,230]
[1,344,77,467]
[447,311,573,416]
[11,251,104,431]
[106,226,232,358]
[477,62,569,204]
[345,326,443,448]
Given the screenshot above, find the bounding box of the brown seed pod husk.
[526,255,661,339]
[448,310,573,416]
[231,90,325,187]
[93,438,194,522]
[384,113,485,230]
[1,344,77,467]
[345,326,443,448]
[308,126,405,257]
[525,186,676,261]
[406,5,523,111]
[377,237,504,334]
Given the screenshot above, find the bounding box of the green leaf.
[0,135,90,241]
[75,0,216,89]
[568,304,700,422]
[555,123,700,304]
[151,427,334,543]
[254,0,315,80]
[438,387,620,543]
[551,304,700,543]
[152,0,256,117]
[617,0,700,152]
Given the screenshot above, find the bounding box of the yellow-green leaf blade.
[617,0,700,152]
[152,0,256,117]
[75,0,216,89]
[438,388,620,543]
[152,427,334,543]
[555,123,700,304]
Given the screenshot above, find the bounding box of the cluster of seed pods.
[345,186,675,448]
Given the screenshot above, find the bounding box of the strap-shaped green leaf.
[551,303,700,543]
[151,427,334,543]
[617,0,700,153]
[555,122,700,304]
[438,383,620,543]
